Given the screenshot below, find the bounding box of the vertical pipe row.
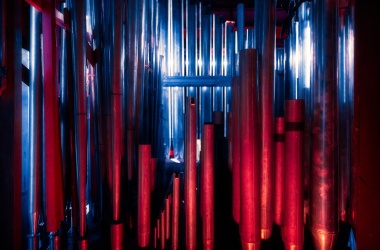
[239,49,260,250]
[310,1,339,249]
[283,100,305,250]
[201,124,214,250]
[185,97,197,250]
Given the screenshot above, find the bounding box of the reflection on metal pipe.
[185,97,197,250]
[201,124,214,250]
[274,117,285,226]
[172,173,180,250]
[283,100,305,250]
[239,49,260,250]
[231,77,240,224]
[138,144,151,247]
[310,1,338,249]
[29,6,42,249]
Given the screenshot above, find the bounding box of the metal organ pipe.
[231,77,240,224]
[137,144,151,248]
[28,7,42,249]
[201,124,215,250]
[258,0,276,240]
[185,97,197,250]
[274,117,285,226]
[283,100,305,250]
[172,174,180,250]
[68,0,88,245]
[239,49,261,250]
[42,0,65,241]
[310,1,339,249]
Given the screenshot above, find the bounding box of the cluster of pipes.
[18,0,354,249]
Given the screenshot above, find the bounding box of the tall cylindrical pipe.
[201,124,214,250]
[258,0,276,240]
[185,97,197,250]
[231,77,240,224]
[165,195,171,240]
[172,173,180,250]
[42,0,65,234]
[239,49,260,250]
[310,1,338,249]
[274,117,285,226]
[29,6,42,250]
[68,0,87,241]
[283,100,305,250]
[161,210,166,249]
[137,144,151,247]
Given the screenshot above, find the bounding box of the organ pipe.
[201,124,215,250]
[137,144,151,247]
[185,97,197,250]
[310,1,339,249]
[239,49,260,250]
[274,117,285,226]
[283,100,305,250]
[28,6,42,250]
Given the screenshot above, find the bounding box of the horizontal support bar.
[162,76,232,87]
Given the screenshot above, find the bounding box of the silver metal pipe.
[29,6,42,249]
[68,0,88,238]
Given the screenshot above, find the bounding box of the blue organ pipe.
[68,0,88,240]
[245,28,254,49]
[275,48,285,117]
[310,0,339,249]
[29,7,42,250]
[338,5,354,223]
[237,3,245,52]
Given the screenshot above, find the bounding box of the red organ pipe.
[110,223,123,250]
[137,144,151,247]
[172,174,180,250]
[201,124,215,250]
[239,49,261,250]
[283,100,305,250]
[231,77,241,224]
[161,210,166,249]
[165,195,171,240]
[185,97,197,250]
[274,117,285,226]
[42,0,64,233]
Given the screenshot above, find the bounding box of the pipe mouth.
[284,242,303,250]
[240,240,260,250]
[310,228,337,250]
[261,228,272,240]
